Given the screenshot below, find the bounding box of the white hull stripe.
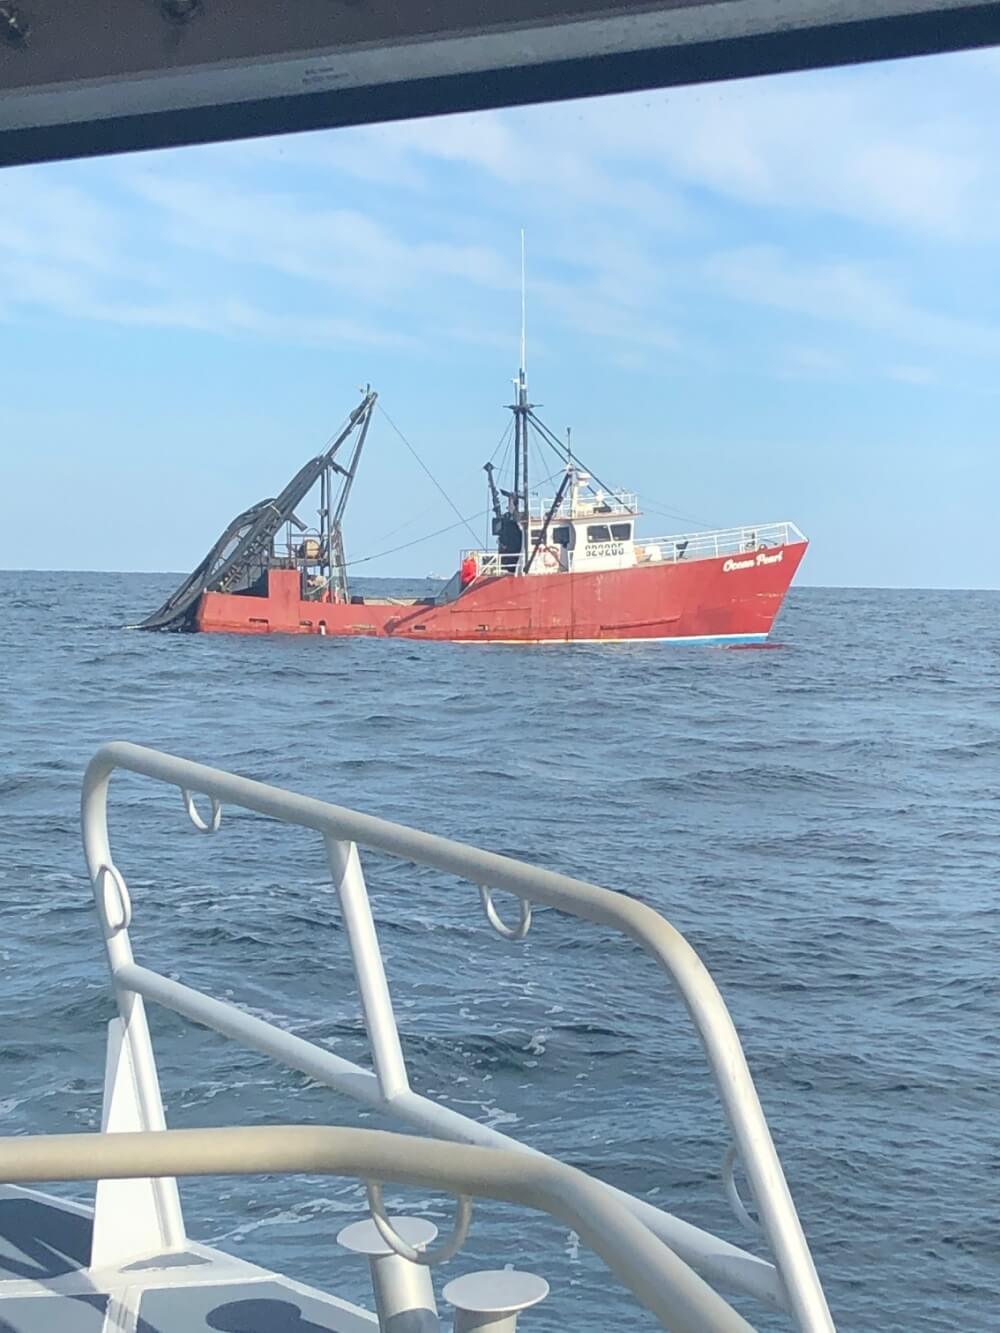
[444,632,770,647]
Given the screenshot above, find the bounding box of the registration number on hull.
[584,542,625,559]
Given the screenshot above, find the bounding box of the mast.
[319,464,330,595]
[519,230,529,528]
[511,229,530,565]
[327,386,376,602]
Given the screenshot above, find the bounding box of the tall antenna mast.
[514,229,530,542]
[503,230,533,572]
[520,227,527,379]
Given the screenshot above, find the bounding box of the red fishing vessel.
[141,376,806,645]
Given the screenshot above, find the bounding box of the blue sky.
[3,48,1000,587]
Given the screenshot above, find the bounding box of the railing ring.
[97,863,132,934]
[181,787,222,834]
[478,885,532,941]
[721,1143,762,1237]
[366,1182,472,1265]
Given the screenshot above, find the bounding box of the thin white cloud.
[3,48,1000,372]
[776,345,847,380]
[0,251,407,345]
[706,245,1000,358]
[0,245,407,349]
[118,165,680,354]
[294,59,991,243]
[886,364,937,385]
[576,78,985,240]
[127,172,510,298]
[259,107,690,229]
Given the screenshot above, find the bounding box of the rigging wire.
[486,430,517,545]
[352,406,708,574]
[515,418,570,496]
[372,418,518,548]
[526,410,712,528]
[535,464,566,490]
[530,440,551,513]
[371,507,444,546]
[344,509,484,569]
[485,419,517,542]
[355,415,528,564]
[527,410,572,464]
[488,417,514,467]
[496,430,514,480]
[378,403,480,546]
[642,503,716,530]
[482,418,516,543]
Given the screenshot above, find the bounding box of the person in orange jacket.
[460,554,478,589]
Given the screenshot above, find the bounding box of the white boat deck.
[0,1184,374,1332]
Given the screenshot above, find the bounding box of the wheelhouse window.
[610,523,633,541]
[553,526,571,547]
[586,524,611,542]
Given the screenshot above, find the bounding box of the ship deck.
[0,1185,374,1333]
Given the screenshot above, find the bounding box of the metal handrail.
[529,492,639,519]
[639,522,806,561]
[80,742,834,1331]
[460,549,524,577]
[459,520,805,578]
[0,1125,754,1333]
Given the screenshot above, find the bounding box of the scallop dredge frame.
[140,389,377,632]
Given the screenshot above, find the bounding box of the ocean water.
[1,569,998,1332]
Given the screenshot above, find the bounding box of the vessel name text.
[722,549,784,573]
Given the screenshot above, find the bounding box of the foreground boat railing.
[78,742,834,1332]
[0,1124,755,1333]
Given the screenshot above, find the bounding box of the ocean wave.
[2,574,999,1331]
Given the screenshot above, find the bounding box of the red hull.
[194,542,807,643]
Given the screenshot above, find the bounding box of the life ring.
[540,545,561,571]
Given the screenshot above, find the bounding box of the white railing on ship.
[462,549,524,577]
[460,549,566,578]
[528,492,639,520]
[461,521,803,581]
[639,521,805,564]
[77,742,835,1333]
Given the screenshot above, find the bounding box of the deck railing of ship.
[33,742,836,1332]
[528,492,639,520]
[461,520,803,578]
[637,521,806,564]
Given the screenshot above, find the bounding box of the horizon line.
[2,567,999,594]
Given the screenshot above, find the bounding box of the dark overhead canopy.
[2,1,999,167]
